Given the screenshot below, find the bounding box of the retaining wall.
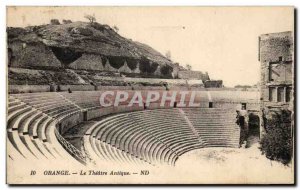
[9,85,50,94]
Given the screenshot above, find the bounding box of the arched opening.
[174,101,177,108]
[50,46,82,65]
[83,111,87,121]
[247,113,260,147]
[241,103,247,110]
[50,85,56,92]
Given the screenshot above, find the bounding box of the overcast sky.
[7,7,294,87]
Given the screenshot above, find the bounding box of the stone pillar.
[259,109,267,139]
[275,86,278,102]
[267,62,271,82]
[283,86,286,103]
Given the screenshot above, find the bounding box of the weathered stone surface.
[68,54,104,71]
[118,62,133,73]
[178,70,210,81]
[258,32,294,136]
[259,31,294,116]
[8,41,62,68]
[7,21,211,85]
[259,31,293,63]
[7,21,175,76]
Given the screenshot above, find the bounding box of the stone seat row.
[7,96,81,166]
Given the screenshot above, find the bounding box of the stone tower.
[259,31,294,135]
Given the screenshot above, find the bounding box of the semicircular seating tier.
[7,90,259,166]
[83,108,239,166]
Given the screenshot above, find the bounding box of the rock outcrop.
[7,21,175,77]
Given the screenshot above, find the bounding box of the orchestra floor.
[175,142,294,184]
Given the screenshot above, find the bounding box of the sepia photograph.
[5,6,294,184]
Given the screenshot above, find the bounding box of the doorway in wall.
[246,113,260,147]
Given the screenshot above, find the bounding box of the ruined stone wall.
[68,54,104,71]
[7,22,179,79]
[8,41,62,68]
[95,86,133,91]
[58,85,95,91]
[260,32,293,63]
[178,70,209,81]
[66,53,172,76]
[8,42,171,77]
[259,31,293,112]
[204,80,223,88]
[213,102,260,110]
[9,85,51,94]
[259,31,294,138]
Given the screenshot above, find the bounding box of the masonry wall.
[9,85,51,93]
[259,31,294,138]
[8,41,62,68]
[58,85,95,91]
[204,80,223,88]
[259,31,294,112]
[8,42,171,78]
[178,70,209,81]
[59,112,84,134]
[68,54,104,71]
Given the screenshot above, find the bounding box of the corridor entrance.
[247,113,260,147]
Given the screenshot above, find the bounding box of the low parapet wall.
[58,85,95,92]
[168,86,190,91]
[213,102,260,110]
[58,112,84,134]
[132,86,166,90]
[8,85,50,94]
[95,86,133,91]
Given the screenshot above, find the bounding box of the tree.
[84,14,96,24]
[113,25,119,33]
[260,110,292,165]
[186,64,192,71]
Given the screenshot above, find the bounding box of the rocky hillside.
[7,21,176,77]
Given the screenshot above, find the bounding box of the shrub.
[71,27,93,36]
[62,19,72,24]
[7,27,27,38]
[113,25,119,33]
[259,110,292,165]
[50,19,60,25]
[90,22,106,32]
[79,27,93,36]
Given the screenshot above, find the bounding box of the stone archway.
[247,112,260,147]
